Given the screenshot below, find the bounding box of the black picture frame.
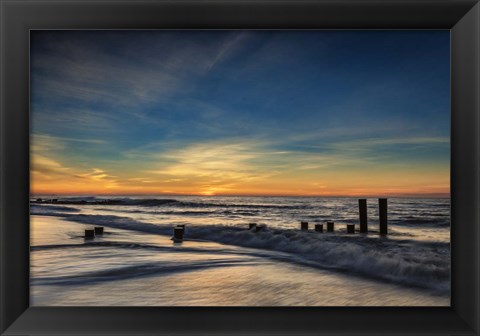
[1,0,479,335]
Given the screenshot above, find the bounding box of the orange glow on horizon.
[30,138,450,198]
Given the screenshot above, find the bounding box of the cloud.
[334,136,449,149]
[206,32,250,72]
[31,133,119,191]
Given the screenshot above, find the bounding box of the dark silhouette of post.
[379,198,388,235]
[249,223,257,230]
[255,224,266,232]
[173,226,184,241]
[84,229,95,239]
[327,221,334,232]
[347,224,355,234]
[315,224,323,233]
[94,227,104,235]
[359,199,368,233]
[301,221,309,231]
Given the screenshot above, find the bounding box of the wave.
[394,218,450,227]
[31,211,450,293]
[93,207,260,217]
[32,259,262,286]
[31,201,450,228]
[30,197,310,210]
[30,204,80,213]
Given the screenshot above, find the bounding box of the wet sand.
[31,216,449,306]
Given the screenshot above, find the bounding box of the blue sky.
[30,30,450,196]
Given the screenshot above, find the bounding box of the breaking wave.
[31,197,310,209]
[31,210,450,293]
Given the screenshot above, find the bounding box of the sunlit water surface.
[31,196,450,306]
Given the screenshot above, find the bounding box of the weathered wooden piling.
[379,198,388,235]
[173,226,184,241]
[315,224,324,233]
[359,198,368,233]
[84,229,95,238]
[300,221,309,231]
[347,224,355,234]
[94,227,104,235]
[327,221,334,232]
[249,223,257,230]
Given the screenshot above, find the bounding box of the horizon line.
[31,192,451,199]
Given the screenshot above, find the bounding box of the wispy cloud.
[30,31,450,195]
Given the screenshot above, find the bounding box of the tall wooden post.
[327,221,334,232]
[379,198,388,235]
[301,221,309,231]
[359,199,368,233]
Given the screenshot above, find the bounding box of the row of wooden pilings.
[169,198,388,242]
[248,198,388,235]
[299,198,388,235]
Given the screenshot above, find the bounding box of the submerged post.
[379,198,388,235]
[347,224,355,234]
[300,221,309,231]
[94,227,104,235]
[359,199,368,233]
[255,224,266,232]
[315,224,323,233]
[327,221,334,232]
[84,229,95,239]
[249,223,257,230]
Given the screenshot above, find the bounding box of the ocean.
[30,196,450,306]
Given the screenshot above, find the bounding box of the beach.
[30,196,450,306]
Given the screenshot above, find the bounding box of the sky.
[30,30,450,197]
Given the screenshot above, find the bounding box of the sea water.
[30,196,450,306]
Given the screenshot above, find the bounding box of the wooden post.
[379,198,388,235]
[359,199,368,233]
[315,224,324,233]
[327,221,334,232]
[94,227,104,235]
[300,221,309,231]
[173,226,184,241]
[347,224,355,234]
[84,229,95,238]
[249,223,257,230]
[255,224,266,232]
